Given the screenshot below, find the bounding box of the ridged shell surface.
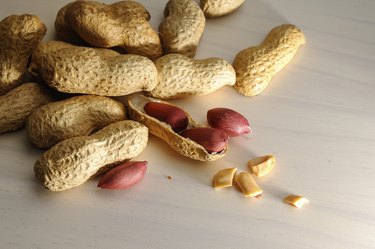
[201,0,245,18]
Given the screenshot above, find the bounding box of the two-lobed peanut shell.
[0,83,53,134]
[233,24,305,96]
[148,53,236,99]
[0,14,46,94]
[26,95,126,148]
[34,120,149,191]
[55,0,162,59]
[159,0,205,57]
[29,41,158,96]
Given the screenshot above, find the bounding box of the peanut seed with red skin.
[180,127,229,153]
[98,161,147,190]
[144,101,189,132]
[207,108,251,137]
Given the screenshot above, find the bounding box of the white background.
[1,0,375,248]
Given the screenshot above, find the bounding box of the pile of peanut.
[0,0,307,206]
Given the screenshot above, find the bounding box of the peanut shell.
[34,120,149,191]
[0,14,46,94]
[26,95,126,148]
[0,83,53,134]
[29,41,158,96]
[128,93,227,161]
[148,53,236,99]
[159,0,205,57]
[233,24,305,96]
[201,0,245,18]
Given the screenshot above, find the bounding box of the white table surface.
[1,0,375,248]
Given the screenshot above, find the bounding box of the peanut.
[233,24,305,96]
[248,155,275,177]
[29,41,158,96]
[234,171,263,197]
[98,161,147,190]
[283,195,309,209]
[212,167,237,189]
[55,0,162,59]
[180,127,229,153]
[0,83,53,134]
[128,93,227,161]
[144,101,188,133]
[201,0,245,18]
[0,14,46,94]
[148,53,236,99]
[26,95,126,149]
[207,108,251,137]
[34,120,148,191]
[159,0,205,57]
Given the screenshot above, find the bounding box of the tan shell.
[26,95,126,149]
[29,41,158,96]
[34,120,149,191]
[159,0,205,57]
[147,53,236,99]
[56,0,162,59]
[128,93,226,161]
[201,0,245,18]
[0,14,46,94]
[0,83,53,134]
[233,24,306,96]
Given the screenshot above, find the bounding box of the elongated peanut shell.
[34,120,149,191]
[201,0,245,18]
[0,83,53,134]
[233,24,305,96]
[29,41,158,96]
[26,95,126,148]
[148,53,236,99]
[56,0,162,59]
[0,14,46,94]
[128,93,226,161]
[159,0,205,57]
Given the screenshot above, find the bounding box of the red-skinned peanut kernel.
[207,108,251,137]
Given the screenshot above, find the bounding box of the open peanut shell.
[128,93,227,161]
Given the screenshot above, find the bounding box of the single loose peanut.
[0,83,53,134]
[283,195,309,209]
[34,120,148,191]
[234,171,263,197]
[159,0,205,57]
[201,0,245,18]
[29,41,158,96]
[128,93,227,161]
[233,24,305,96]
[26,95,126,148]
[248,155,275,177]
[207,108,251,137]
[180,127,229,153]
[98,161,147,190]
[148,53,236,99]
[0,14,46,94]
[56,0,162,59]
[212,167,237,189]
[144,101,188,132]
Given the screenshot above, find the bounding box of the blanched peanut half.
[283,195,309,209]
[148,53,236,99]
[128,93,227,161]
[233,24,305,96]
[34,120,148,191]
[212,167,237,189]
[234,171,263,197]
[248,155,275,177]
[26,95,126,148]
